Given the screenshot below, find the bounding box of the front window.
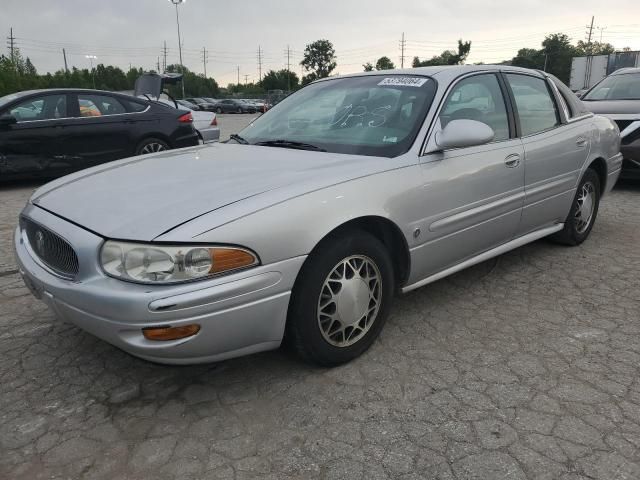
[238,75,437,157]
[583,73,640,101]
[6,94,67,122]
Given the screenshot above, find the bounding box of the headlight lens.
[100,241,259,284]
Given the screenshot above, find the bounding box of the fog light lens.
[142,324,200,341]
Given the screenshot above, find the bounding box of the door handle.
[576,137,588,147]
[504,153,521,168]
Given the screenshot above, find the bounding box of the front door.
[409,73,525,282]
[0,93,70,178]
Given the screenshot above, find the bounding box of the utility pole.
[586,16,595,54]
[543,53,548,72]
[202,47,208,78]
[244,74,249,85]
[237,66,240,86]
[285,45,292,91]
[257,45,263,82]
[62,48,68,73]
[399,32,406,69]
[7,27,16,68]
[597,26,607,43]
[162,41,168,72]
[157,57,161,72]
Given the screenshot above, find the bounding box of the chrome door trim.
[402,223,564,293]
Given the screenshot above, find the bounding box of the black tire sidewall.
[566,168,601,244]
[135,138,169,156]
[287,230,395,366]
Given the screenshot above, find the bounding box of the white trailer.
[570,55,608,91]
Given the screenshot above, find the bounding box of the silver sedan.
[15,65,622,366]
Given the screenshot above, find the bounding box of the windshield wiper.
[229,134,249,144]
[254,139,327,152]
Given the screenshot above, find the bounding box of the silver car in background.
[15,65,622,366]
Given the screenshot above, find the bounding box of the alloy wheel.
[317,255,382,347]
[575,181,596,234]
[140,142,167,154]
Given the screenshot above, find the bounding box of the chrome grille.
[21,217,79,279]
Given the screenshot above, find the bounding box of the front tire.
[286,230,395,366]
[551,168,601,245]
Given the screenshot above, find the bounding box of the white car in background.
[157,98,220,144]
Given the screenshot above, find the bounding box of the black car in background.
[213,99,257,114]
[0,89,199,181]
[185,97,217,111]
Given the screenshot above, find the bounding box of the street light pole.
[170,0,186,98]
[85,55,97,89]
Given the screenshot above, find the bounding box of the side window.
[77,94,127,117]
[506,74,559,136]
[124,99,148,112]
[7,94,67,122]
[439,74,510,142]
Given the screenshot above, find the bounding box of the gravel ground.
[0,177,639,480]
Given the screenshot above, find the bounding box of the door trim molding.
[402,223,563,293]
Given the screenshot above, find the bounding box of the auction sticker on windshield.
[378,77,429,87]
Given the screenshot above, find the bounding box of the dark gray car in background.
[580,67,640,179]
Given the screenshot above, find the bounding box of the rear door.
[0,93,71,178]
[411,72,525,279]
[504,73,588,235]
[61,93,141,169]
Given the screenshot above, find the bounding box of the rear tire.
[285,230,395,366]
[135,138,169,155]
[551,168,600,246]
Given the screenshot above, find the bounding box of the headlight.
[100,241,259,284]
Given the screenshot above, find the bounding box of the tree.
[363,62,374,72]
[540,33,579,84]
[511,48,545,70]
[576,40,615,56]
[301,39,336,83]
[260,69,299,91]
[375,56,395,70]
[413,40,472,67]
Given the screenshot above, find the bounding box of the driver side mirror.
[0,114,17,128]
[434,119,495,150]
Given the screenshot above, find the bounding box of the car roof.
[610,67,640,76]
[314,64,547,84]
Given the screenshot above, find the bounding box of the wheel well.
[137,134,171,150]
[587,158,607,195]
[314,216,411,288]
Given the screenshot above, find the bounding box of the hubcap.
[317,255,382,348]
[141,142,167,154]
[575,181,596,234]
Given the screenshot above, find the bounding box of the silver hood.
[582,99,640,115]
[31,143,397,241]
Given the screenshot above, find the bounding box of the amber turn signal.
[210,248,257,274]
[142,324,200,341]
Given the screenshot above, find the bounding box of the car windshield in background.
[239,75,437,157]
[583,73,640,101]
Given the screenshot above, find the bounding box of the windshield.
[238,75,437,157]
[584,73,640,101]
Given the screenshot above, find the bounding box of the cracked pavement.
[1,180,639,480]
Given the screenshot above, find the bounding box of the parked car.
[213,99,256,114]
[185,97,217,112]
[579,67,640,179]
[201,97,219,106]
[156,98,219,144]
[176,99,201,111]
[0,88,198,180]
[15,66,621,367]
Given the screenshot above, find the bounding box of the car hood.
[31,143,398,241]
[582,99,640,115]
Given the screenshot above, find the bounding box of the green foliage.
[413,40,472,67]
[363,62,374,72]
[0,48,220,98]
[375,56,395,70]
[576,40,615,56]
[301,39,336,84]
[259,69,299,91]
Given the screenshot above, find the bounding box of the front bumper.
[15,205,306,364]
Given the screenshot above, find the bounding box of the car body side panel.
[516,121,590,236]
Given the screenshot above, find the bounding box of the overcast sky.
[3,0,640,86]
